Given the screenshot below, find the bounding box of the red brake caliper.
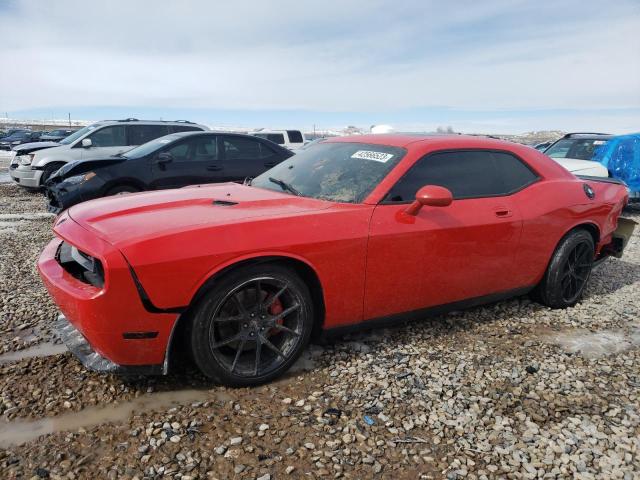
[268,297,284,335]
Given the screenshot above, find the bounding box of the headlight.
[18,154,34,165]
[64,172,96,185]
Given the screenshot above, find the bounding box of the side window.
[87,126,127,147]
[258,142,276,159]
[164,141,191,162]
[492,152,538,192]
[128,125,168,145]
[223,136,262,160]
[255,133,285,144]
[286,130,304,143]
[171,125,203,133]
[192,136,218,161]
[386,150,537,202]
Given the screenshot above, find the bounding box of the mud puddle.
[544,324,640,358]
[0,388,232,448]
[0,342,67,364]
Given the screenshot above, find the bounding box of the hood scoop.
[212,199,238,206]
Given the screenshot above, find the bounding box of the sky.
[0,0,639,134]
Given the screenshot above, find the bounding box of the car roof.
[325,133,518,149]
[90,118,208,128]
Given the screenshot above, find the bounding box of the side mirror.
[81,138,92,148]
[154,152,173,164]
[405,185,453,216]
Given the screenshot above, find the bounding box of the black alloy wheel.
[559,241,593,303]
[535,229,595,309]
[189,264,313,386]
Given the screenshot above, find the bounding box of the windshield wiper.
[269,177,302,196]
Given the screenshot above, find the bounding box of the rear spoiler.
[576,175,627,187]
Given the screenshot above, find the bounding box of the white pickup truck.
[250,129,306,152]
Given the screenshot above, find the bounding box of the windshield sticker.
[351,150,394,162]
[593,140,606,145]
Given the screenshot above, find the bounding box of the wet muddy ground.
[0,156,639,479]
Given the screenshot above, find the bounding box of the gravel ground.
[0,157,639,479]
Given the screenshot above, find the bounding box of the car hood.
[67,183,332,248]
[553,157,609,177]
[51,156,125,181]
[13,141,60,153]
[32,144,69,158]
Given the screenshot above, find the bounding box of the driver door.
[363,150,529,320]
[150,135,220,189]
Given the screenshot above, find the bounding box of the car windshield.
[251,142,406,203]
[59,124,98,145]
[122,133,186,159]
[545,138,609,161]
[47,129,68,136]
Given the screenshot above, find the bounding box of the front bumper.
[55,314,164,374]
[45,183,83,214]
[38,216,180,373]
[9,164,43,188]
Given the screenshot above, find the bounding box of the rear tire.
[189,264,314,387]
[535,229,595,309]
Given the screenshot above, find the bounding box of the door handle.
[207,165,223,171]
[494,207,513,218]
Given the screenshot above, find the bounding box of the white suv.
[250,129,306,151]
[10,119,208,189]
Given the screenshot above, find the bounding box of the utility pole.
[68,112,71,127]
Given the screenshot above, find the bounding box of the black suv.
[45,131,293,213]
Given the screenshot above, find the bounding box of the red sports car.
[38,134,633,386]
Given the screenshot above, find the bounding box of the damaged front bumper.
[55,314,164,375]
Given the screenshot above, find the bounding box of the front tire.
[40,162,65,187]
[535,229,595,309]
[189,264,314,387]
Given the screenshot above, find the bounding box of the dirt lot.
[0,155,638,479]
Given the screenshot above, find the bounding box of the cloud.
[1,0,638,130]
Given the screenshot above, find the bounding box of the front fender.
[187,251,321,303]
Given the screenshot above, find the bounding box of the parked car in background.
[250,129,306,151]
[10,119,208,189]
[45,131,293,213]
[0,128,30,139]
[533,141,553,151]
[592,133,640,202]
[544,133,613,177]
[39,134,632,385]
[40,129,78,142]
[0,130,43,150]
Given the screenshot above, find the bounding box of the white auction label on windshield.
[351,150,394,162]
